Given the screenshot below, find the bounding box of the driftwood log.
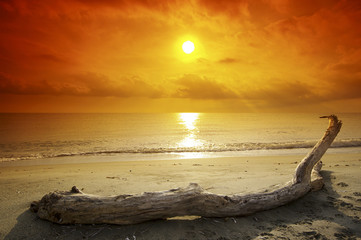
[30,115,342,225]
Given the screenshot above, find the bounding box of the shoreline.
[2,146,361,167]
[1,153,360,239]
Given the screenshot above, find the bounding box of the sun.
[182,41,195,54]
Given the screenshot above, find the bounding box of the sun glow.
[182,41,195,54]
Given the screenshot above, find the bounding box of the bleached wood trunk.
[30,115,342,225]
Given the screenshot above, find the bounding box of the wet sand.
[1,153,360,239]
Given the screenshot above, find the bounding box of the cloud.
[330,63,361,74]
[173,74,238,99]
[265,1,361,53]
[197,0,340,21]
[320,72,361,101]
[0,0,185,19]
[239,80,323,106]
[0,74,22,94]
[196,0,250,19]
[218,58,239,64]
[237,76,361,108]
[0,72,163,98]
[74,0,181,12]
[333,76,361,99]
[35,54,69,64]
[1,0,361,112]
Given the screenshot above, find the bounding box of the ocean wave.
[1,138,361,162]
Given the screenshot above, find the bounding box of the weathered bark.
[30,115,342,225]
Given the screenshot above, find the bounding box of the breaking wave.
[1,138,361,162]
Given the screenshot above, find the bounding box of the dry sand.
[0,153,360,240]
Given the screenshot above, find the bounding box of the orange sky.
[1,0,361,113]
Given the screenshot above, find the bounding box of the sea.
[1,113,361,166]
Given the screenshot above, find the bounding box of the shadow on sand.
[5,170,361,240]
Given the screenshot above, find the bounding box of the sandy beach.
[1,153,361,240]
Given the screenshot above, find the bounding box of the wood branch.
[30,115,342,225]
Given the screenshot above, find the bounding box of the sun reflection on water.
[179,113,199,130]
[178,113,203,148]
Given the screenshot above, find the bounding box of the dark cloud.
[4,69,358,107]
[239,77,361,108]
[336,77,361,99]
[173,74,238,99]
[330,62,361,74]
[0,74,21,94]
[0,73,163,98]
[322,74,361,100]
[240,80,322,106]
[218,58,238,64]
